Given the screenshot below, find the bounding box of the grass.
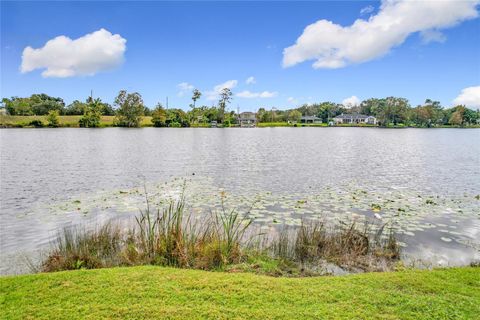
[270,221,399,272]
[1,266,479,319]
[0,115,153,127]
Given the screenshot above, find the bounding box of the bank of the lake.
[2,115,479,128]
[1,266,479,319]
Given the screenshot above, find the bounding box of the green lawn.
[0,115,154,127]
[1,266,478,319]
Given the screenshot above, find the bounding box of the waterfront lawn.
[0,115,154,127]
[1,266,479,319]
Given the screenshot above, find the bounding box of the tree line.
[2,90,479,127]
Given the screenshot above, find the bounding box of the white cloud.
[287,97,298,104]
[177,82,194,96]
[360,5,375,16]
[453,86,480,108]
[205,80,238,100]
[246,76,256,85]
[237,90,278,98]
[283,0,479,69]
[342,95,360,107]
[420,29,447,44]
[21,28,126,78]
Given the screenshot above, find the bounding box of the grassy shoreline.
[1,266,479,319]
[2,115,479,128]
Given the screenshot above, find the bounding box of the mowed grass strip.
[0,115,154,127]
[1,266,479,319]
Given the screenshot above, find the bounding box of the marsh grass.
[268,220,400,273]
[42,223,123,272]
[41,193,400,276]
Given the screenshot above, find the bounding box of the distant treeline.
[2,91,479,127]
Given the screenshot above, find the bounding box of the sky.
[1,1,480,111]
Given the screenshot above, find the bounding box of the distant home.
[238,112,257,127]
[333,114,377,125]
[300,116,322,124]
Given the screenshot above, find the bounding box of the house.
[333,114,377,125]
[300,116,322,124]
[238,112,257,127]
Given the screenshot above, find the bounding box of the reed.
[41,193,400,275]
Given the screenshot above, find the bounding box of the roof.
[301,116,321,120]
[334,114,375,119]
[238,112,256,120]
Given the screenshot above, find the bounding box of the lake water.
[1,127,479,274]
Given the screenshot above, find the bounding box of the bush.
[46,110,60,127]
[28,119,44,128]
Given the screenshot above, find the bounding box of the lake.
[1,127,479,274]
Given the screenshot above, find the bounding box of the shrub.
[79,98,102,128]
[28,119,44,127]
[46,110,60,127]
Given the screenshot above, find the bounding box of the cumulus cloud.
[237,90,278,98]
[21,28,126,78]
[342,95,360,107]
[205,80,238,100]
[246,76,256,85]
[453,86,480,108]
[283,0,479,69]
[177,82,194,96]
[360,5,375,16]
[287,97,298,104]
[420,29,447,44]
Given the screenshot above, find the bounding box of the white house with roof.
[300,115,322,124]
[238,112,257,127]
[333,114,377,125]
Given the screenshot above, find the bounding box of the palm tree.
[218,88,233,124]
[191,89,202,124]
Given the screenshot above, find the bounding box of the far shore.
[1,115,479,129]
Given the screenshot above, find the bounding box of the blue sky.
[1,1,479,111]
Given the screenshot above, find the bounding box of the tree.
[114,90,145,127]
[256,108,268,123]
[449,106,465,126]
[13,98,33,115]
[79,98,102,127]
[218,88,233,123]
[373,97,409,126]
[151,104,167,127]
[65,100,87,115]
[30,94,65,115]
[102,103,115,116]
[190,89,202,124]
[288,110,302,123]
[2,97,33,115]
[169,108,190,127]
[463,107,478,125]
[192,89,202,109]
[317,102,338,122]
[46,110,60,127]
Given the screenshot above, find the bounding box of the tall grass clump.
[41,191,400,275]
[268,220,400,273]
[130,191,253,269]
[42,191,255,272]
[42,223,123,272]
